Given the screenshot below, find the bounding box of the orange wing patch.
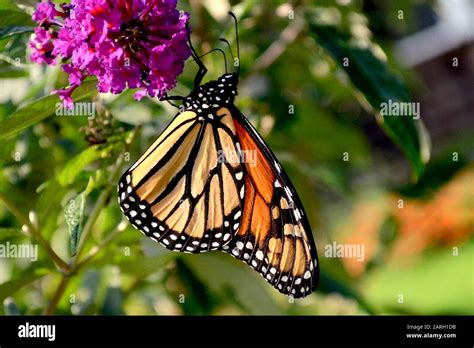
[223,112,318,298]
[234,119,274,204]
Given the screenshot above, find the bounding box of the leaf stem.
[45,127,140,314]
[74,221,127,271]
[44,273,70,315]
[73,153,124,262]
[0,192,69,270]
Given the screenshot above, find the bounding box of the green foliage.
[64,193,85,256]
[0,1,34,27]
[0,80,98,139]
[0,26,33,40]
[308,18,425,179]
[363,241,474,314]
[0,0,470,316]
[0,268,48,304]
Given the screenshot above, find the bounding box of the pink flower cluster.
[30,0,191,106]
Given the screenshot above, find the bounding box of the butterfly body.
[182,73,239,113]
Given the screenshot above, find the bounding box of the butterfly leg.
[160,94,185,109]
[185,23,207,88]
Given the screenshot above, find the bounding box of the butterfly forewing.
[118,110,246,253]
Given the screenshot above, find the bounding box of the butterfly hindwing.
[118,110,245,253]
[222,105,319,298]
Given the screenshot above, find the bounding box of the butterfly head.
[183,73,238,113]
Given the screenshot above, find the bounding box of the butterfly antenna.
[186,23,208,88]
[228,11,240,74]
[191,48,228,74]
[219,38,235,63]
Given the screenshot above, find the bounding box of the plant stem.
[0,192,69,270]
[74,221,127,271]
[73,153,124,262]
[44,156,123,315]
[45,273,70,315]
[45,127,140,315]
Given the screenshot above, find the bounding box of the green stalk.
[0,192,69,271]
[44,127,139,315]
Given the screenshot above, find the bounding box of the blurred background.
[0,0,472,315]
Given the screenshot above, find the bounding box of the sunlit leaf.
[58,146,102,186]
[183,253,282,315]
[0,26,33,39]
[0,0,33,27]
[0,80,97,139]
[116,250,176,279]
[64,193,85,256]
[0,227,22,241]
[363,241,474,314]
[0,268,48,303]
[308,20,426,179]
[0,65,28,78]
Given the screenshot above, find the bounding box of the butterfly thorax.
[183,73,238,114]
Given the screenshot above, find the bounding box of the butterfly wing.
[221,105,319,298]
[118,105,319,298]
[118,110,246,253]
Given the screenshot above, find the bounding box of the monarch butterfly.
[118,13,319,298]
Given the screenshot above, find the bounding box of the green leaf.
[0,1,34,27]
[0,0,28,11]
[0,65,28,78]
[35,179,69,240]
[318,272,375,315]
[363,241,474,314]
[58,141,123,187]
[307,20,427,179]
[116,250,176,279]
[64,193,85,257]
[0,26,33,39]
[0,227,22,241]
[183,253,282,315]
[0,269,48,303]
[0,80,97,139]
[58,146,102,186]
[0,31,30,65]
